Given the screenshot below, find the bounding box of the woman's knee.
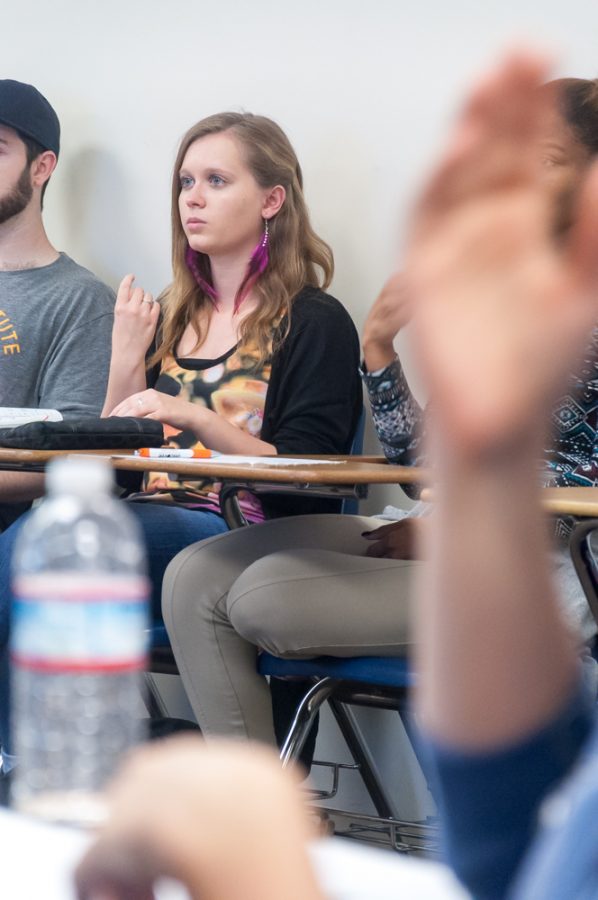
[227,552,314,648]
[163,541,212,622]
[162,530,245,628]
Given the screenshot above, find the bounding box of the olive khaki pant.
[162,514,420,746]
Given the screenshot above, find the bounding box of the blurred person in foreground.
[412,52,598,899]
[76,51,598,900]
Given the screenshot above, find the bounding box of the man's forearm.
[0,470,45,504]
[416,432,578,750]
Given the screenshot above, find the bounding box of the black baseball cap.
[0,79,60,157]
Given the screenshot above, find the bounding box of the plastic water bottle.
[10,457,149,826]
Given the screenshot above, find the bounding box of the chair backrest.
[570,519,598,628]
[341,407,366,516]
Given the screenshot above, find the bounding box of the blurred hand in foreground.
[405,51,598,456]
[75,737,324,900]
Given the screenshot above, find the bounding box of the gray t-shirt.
[0,253,114,529]
[0,253,114,415]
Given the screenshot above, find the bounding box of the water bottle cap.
[46,457,114,496]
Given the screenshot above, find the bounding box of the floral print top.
[142,344,270,523]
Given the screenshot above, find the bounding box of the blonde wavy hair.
[151,112,334,368]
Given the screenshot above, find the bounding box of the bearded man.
[0,82,114,786]
[0,80,114,532]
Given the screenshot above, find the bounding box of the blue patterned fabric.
[362,358,424,470]
[363,339,598,530]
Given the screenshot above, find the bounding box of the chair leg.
[329,698,395,819]
[271,677,320,771]
[144,672,169,719]
[280,678,340,767]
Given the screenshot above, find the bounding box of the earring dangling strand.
[234,218,270,313]
[185,245,218,304]
[248,218,270,276]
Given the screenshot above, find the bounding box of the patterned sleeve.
[540,330,598,538]
[361,357,425,467]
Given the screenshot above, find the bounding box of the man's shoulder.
[53,254,115,311]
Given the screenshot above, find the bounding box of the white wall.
[3,0,598,505]
[4,0,598,819]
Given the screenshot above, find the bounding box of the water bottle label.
[11,573,149,673]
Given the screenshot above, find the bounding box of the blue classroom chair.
[144,407,440,853]
[569,519,598,640]
[257,651,439,854]
[144,409,440,853]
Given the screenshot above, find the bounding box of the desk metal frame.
[0,449,424,529]
[2,447,598,516]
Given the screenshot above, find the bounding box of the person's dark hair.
[555,78,598,157]
[19,131,51,207]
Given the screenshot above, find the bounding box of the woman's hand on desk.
[110,390,277,454]
[110,388,195,430]
[74,737,324,900]
[363,517,426,559]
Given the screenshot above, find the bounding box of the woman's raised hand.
[362,272,413,372]
[112,274,160,363]
[405,51,598,455]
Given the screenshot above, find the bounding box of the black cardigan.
[260,286,362,517]
[147,286,363,518]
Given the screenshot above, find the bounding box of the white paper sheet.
[0,407,63,428]
[0,808,470,899]
[111,453,344,466]
[0,809,189,900]
[310,838,470,899]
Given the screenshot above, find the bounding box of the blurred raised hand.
[405,52,598,454]
[75,737,324,900]
[362,271,413,372]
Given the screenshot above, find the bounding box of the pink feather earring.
[185,219,271,312]
[249,218,270,278]
[185,245,219,305]
[234,219,270,313]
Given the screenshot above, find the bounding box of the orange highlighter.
[135,448,220,459]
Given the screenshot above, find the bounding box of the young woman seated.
[0,112,362,774]
[102,112,362,616]
[161,78,598,747]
